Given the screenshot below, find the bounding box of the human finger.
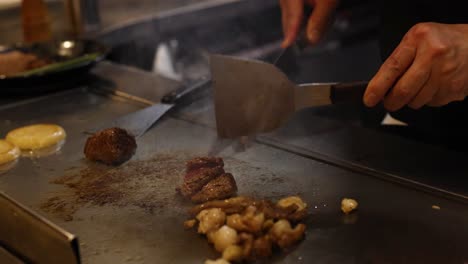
[305,0,338,44]
[280,0,304,48]
[383,54,431,111]
[364,45,416,107]
[408,77,439,109]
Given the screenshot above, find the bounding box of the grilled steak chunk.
[191,173,237,203]
[178,157,237,203]
[84,127,137,165]
[186,157,224,172]
[179,166,225,198]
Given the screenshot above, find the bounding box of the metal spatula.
[86,78,210,137]
[210,54,368,138]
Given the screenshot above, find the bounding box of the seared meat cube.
[191,173,238,203]
[178,157,237,203]
[186,157,224,172]
[84,127,136,165]
[178,166,225,198]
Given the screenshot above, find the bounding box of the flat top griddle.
[0,2,467,262]
[0,63,466,264]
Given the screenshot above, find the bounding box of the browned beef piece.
[178,166,225,198]
[186,157,224,173]
[84,127,137,166]
[190,173,237,203]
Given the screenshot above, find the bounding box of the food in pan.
[178,157,237,203]
[0,51,49,77]
[341,198,358,214]
[186,195,308,263]
[0,139,20,165]
[84,127,137,165]
[6,124,66,150]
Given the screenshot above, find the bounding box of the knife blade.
[86,78,210,137]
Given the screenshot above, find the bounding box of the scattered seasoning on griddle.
[40,153,295,222]
[41,152,189,221]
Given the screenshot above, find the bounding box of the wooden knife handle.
[330,81,368,104]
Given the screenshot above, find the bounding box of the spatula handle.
[330,81,368,104]
[161,78,211,104]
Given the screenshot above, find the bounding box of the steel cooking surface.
[0,89,466,263]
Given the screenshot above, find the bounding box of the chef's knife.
[210,54,368,138]
[86,78,210,137]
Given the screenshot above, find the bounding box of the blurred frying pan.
[0,39,109,95]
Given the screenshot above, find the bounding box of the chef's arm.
[364,23,468,110]
[279,0,339,48]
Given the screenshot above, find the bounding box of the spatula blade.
[210,54,295,138]
[86,103,173,137]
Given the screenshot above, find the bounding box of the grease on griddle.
[41,154,292,222]
[41,153,188,221]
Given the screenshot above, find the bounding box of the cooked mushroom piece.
[190,196,255,216]
[186,192,309,262]
[251,235,273,259]
[341,198,358,214]
[209,225,239,252]
[238,232,254,258]
[269,219,306,249]
[257,199,307,222]
[183,219,197,229]
[196,208,226,234]
[226,205,264,233]
[277,196,307,211]
[222,245,243,262]
[262,219,275,231]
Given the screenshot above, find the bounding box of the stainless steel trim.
[0,192,80,264]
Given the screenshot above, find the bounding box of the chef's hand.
[364,22,468,111]
[280,0,339,48]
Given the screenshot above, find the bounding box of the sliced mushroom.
[226,206,265,234]
[341,198,358,214]
[269,219,306,249]
[197,208,226,234]
[222,245,243,262]
[210,225,239,252]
